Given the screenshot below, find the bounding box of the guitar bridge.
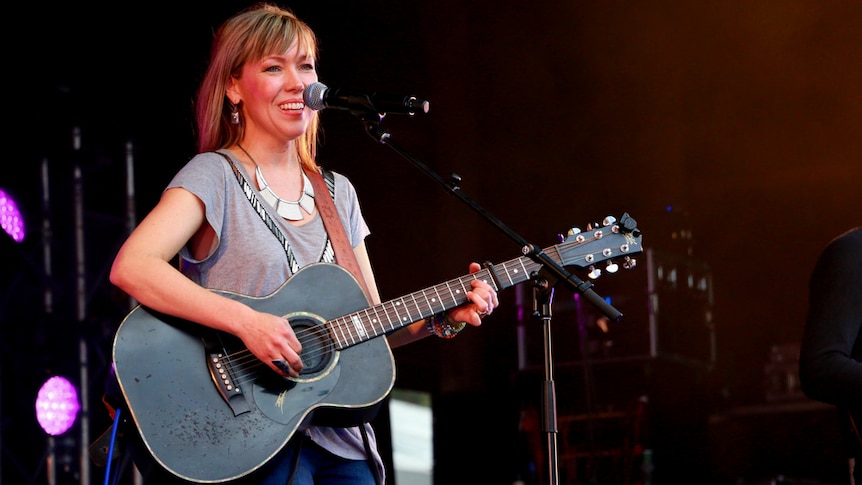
[207,352,251,416]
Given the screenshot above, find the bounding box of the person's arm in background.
[799,227,862,485]
[799,227,862,405]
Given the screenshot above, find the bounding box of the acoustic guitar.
[112,214,642,482]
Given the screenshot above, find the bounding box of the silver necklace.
[238,144,314,221]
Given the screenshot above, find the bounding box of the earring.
[230,104,240,125]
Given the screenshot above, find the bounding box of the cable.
[103,407,121,485]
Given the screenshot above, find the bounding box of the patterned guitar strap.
[302,168,381,484]
[303,168,372,296]
[303,167,381,483]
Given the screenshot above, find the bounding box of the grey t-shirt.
[166,150,383,478]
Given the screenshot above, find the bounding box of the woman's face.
[229,39,318,145]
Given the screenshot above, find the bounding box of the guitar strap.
[304,168,372,297]
[303,169,381,485]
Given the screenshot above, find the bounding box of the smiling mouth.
[279,102,304,112]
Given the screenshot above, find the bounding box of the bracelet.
[425,312,467,339]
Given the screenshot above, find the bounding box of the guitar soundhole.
[292,317,334,377]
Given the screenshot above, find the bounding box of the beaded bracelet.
[425,312,467,339]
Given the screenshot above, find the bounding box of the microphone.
[303,82,429,116]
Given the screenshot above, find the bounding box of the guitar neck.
[327,253,544,350]
[326,213,642,350]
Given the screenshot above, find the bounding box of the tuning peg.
[606,260,619,273]
[623,256,637,270]
[602,216,617,227]
[567,227,586,243]
[587,265,602,279]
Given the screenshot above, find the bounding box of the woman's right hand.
[239,311,304,378]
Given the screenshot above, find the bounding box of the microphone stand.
[352,110,624,485]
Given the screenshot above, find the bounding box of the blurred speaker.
[516,247,715,370]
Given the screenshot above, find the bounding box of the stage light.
[35,376,80,436]
[0,187,26,242]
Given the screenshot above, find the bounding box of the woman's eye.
[300,63,315,72]
[265,65,282,72]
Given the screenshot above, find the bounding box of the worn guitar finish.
[112,214,642,482]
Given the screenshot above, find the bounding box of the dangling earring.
[230,103,240,125]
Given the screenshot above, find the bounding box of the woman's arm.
[110,187,304,377]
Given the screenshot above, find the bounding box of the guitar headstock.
[555,213,643,279]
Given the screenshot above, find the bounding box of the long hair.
[195,3,320,171]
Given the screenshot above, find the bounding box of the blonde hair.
[195,3,320,171]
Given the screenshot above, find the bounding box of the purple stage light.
[35,376,80,436]
[0,187,25,242]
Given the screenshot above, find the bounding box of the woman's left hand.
[448,262,500,327]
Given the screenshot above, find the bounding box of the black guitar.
[112,214,642,482]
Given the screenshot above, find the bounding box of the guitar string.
[217,234,627,382]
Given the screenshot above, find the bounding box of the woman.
[108,3,498,484]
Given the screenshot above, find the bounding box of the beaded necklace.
[237,144,314,221]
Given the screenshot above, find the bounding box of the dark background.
[2,1,860,484]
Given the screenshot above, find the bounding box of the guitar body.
[112,263,395,483]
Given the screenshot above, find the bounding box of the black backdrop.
[3,1,861,484]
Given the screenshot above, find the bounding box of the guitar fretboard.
[326,251,556,349]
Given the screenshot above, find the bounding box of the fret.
[498,261,514,287]
[368,305,391,333]
[416,290,429,317]
[503,258,526,286]
[429,284,446,314]
[379,302,397,332]
[360,308,379,338]
[504,265,516,287]
[331,316,349,348]
[456,277,469,302]
[386,303,401,329]
[445,278,465,308]
[402,296,417,323]
[477,269,496,290]
[518,258,534,283]
[407,292,424,321]
[458,276,472,299]
[521,257,539,280]
[424,287,439,314]
[443,280,455,306]
[391,298,409,326]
